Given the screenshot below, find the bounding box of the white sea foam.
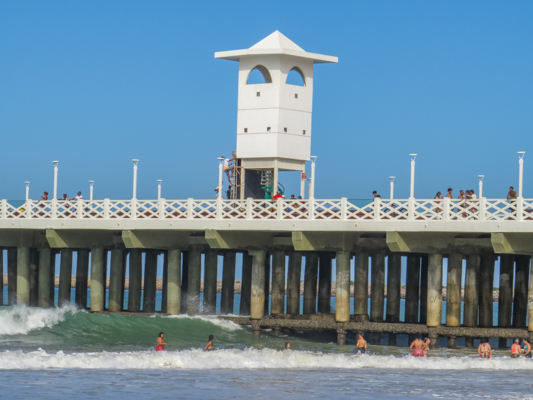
[0,305,79,336]
[1,348,532,370]
[160,314,243,331]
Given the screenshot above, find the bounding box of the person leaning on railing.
[507,186,517,200]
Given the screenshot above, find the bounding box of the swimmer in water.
[523,339,531,359]
[356,334,367,355]
[511,339,522,358]
[155,332,167,351]
[410,335,425,357]
[284,342,290,350]
[204,335,214,351]
[478,339,492,359]
[423,338,430,356]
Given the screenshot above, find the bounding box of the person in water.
[423,338,430,356]
[205,335,214,351]
[284,342,290,350]
[523,339,531,359]
[478,339,492,359]
[511,339,522,358]
[155,332,167,351]
[410,336,425,357]
[356,334,367,355]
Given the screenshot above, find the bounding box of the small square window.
[244,128,248,133]
[303,130,306,135]
[295,93,298,99]
[267,127,271,132]
[256,92,260,97]
[284,127,287,132]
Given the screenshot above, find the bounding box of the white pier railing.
[1,198,533,222]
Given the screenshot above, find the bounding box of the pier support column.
[90,246,105,312]
[419,255,428,325]
[161,251,168,313]
[528,258,533,333]
[264,253,271,316]
[336,325,347,346]
[287,252,302,315]
[335,251,351,323]
[354,253,369,319]
[464,254,480,347]
[318,253,333,314]
[250,250,266,337]
[446,254,462,348]
[498,255,514,348]
[180,252,189,314]
[187,247,202,316]
[221,251,236,314]
[50,251,57,305]
[38,248,52,308]
[239,252,252,315]
[120,251,128,311]
[75,249,89,309]
[203,250,218,314]
[405,255,420,342]
[58,249,73,306]
[128,249,142,312]
[143,250,158,313]
[386,254,402,345]
[513,256,530,328]
[7,248,17,305]
[271,251,286,315]
[108,249,124,312]
[29,249,39,307]
[370,254,385,344]
[427,254,443,349]
[479,255,495,328]
[166,249,182,315]
[303,253,319,315]
[16,246,30,305]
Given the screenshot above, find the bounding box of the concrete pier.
[335,251,351,323]
[318,253,333,314]
[143,250,158,313]
[58,249,73,306]
[203,250,218,314]
[108,249,125,312]
[419,255,428,325]
[187,247,202,316]
[271,251,286,315]
[303,253,319,315]
[287,252,302,315]
[498,255,514,348]
[479,255,495,328]
[386,253,402,345]
[166,249,182,315]
[446,253,462,347]
[37,248,52,308]
[464,254,480,347]
[29,249,39,307]
[75,249,89,309]
[354,253,369,319]
[128,249,143,312]
[250,250,266,336]
[7,248,17,305]
[120,250,128,311]
[90,246,105,312]
[161,251,168,313]
[427,254,443,348]
[370,254,385,343]
[239,252,252,315]
[16,246,30,305]
[264,253,271,316]
[221,251,236,314]
[180,251,189,314]
[513,256,530,328]
[405,255,420,324]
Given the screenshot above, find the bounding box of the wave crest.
[0,305,80,336]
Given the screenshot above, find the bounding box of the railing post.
[25,200,31,218]
[131,199,137,220]
[479,197,486,221]
[443,198,450,221]
[408,197,415,221]
[52,199,57,219]
[517,197,524,222]
[159,198,165,220]
[277,198,283,220]
[246,197,253,220]
[341,197,347,221]
[104,198,110,219]
[309,199,315,220]
[373,197,381,220]
[77,199,83,219]
[216,196,223,220]
[187,198,193,220]
[1,199,6,219]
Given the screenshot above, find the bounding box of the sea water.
[0,292,532,399]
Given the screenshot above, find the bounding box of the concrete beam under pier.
[386,231,491,254]
[206,229,273,250]
[122,230,196,249]
[492,233,533,255]
[46,229,121,249]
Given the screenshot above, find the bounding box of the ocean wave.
[0,305,79,336]
[161,314,243,331]
[1,348,532,370]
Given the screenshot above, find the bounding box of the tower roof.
[215,31,338,64]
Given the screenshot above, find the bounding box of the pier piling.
[354,253,369,320]
[303,253,319,315]
[90,246,105,312]
[29,249,39,307]
[109,249,124,312]
[264,253,271,316]
[318,253,333,314]
[405,255,420,342]
[7,248,17,305]
[128,249,143,312]
[335,251,351,324]
[143,250,158,313]
[419,255,428,325]
[221,251,236,314]
[239,252,252,315]
[446,253,462,347]
[287,252,302,315]
[427,254,443,348]
[187,247,202,316]
[166,249,182,315]
[38,248,52,308]
[58,249,73,306]
[250,250,266,336]
[161,251,168,313]
[180,251,189,314]
[498,255,514,348]
[464,254,480,347]
[513,256,530,328]
[16,246,30,305]
[271,251,286,315]
[370,254,385,344]
[479,255,495,328]
[386,254,401,345]
[75,249,89,309]
[203,250,218,314]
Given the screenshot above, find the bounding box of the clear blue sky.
[1,1,532,201]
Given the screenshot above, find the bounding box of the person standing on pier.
[356,334,367,354]
[478,339,492,359]
[523,339,531,359]
[511,339,522,358]
[410,336,425,357]
[445,188,453,199]
[507,186,517,200]
[155,332,167,351]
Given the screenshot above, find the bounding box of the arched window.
[247,65,272,84]
[286,67,305,86]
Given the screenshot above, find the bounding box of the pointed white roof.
[215,31,337,64]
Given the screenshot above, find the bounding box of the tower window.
[286,67,306,86]
[256,92,260,97]
[244,128,248,133]
[247,65,273,84]
[284,128,287,132]
[303,130,306,135]
[267,127,271,132]
[295,93,298,99]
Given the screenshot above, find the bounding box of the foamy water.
[0,305,79,336]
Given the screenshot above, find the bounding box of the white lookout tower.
[216,31,337,199]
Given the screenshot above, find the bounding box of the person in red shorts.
[155,332,167,351]
[410,336,425,357]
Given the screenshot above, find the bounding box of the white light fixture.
[477,175,484,198]
[52,161,59,199]
[409,154,417,199]
[389,176,395,200]
[89,180,95,201]
[132,159,139,200]
[518,152,525,198]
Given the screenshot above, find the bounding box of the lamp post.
[25,181,30,201]
[409,154,417,199]
[310,156,317,199]
[52,161,59,199]
[389,176,395,199]
[157,180,163,200]
[132,159,139,200]
[89,181,95,201]
[518,152,526,198]
[217,158,224,198]
[477,175,484,198]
